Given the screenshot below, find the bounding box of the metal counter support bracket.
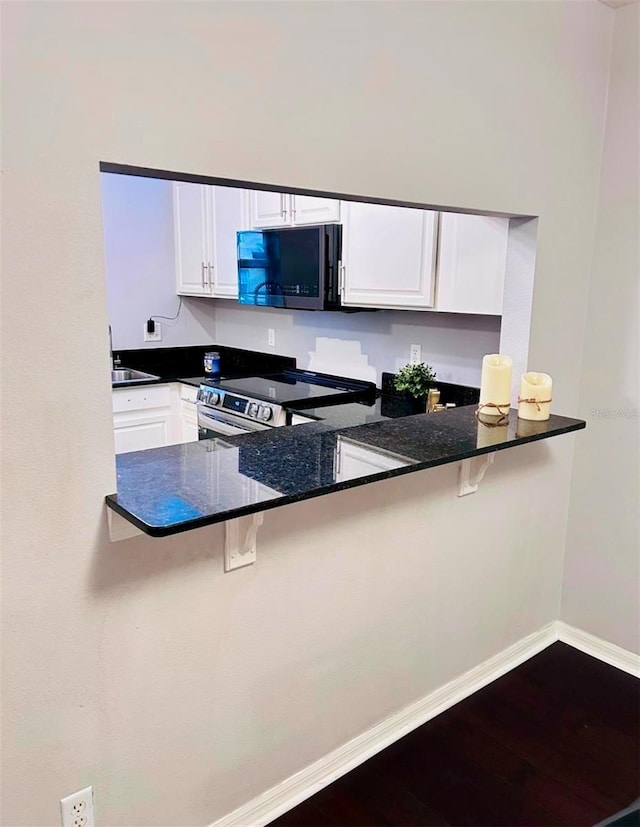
[224,513,264,571]
[458,453,495,497]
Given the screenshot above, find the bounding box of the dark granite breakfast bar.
[105,406,586,538]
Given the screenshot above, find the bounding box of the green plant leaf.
[394,362,436,399]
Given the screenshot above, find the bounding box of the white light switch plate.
[410,344,421,364]
[267,328,275,347]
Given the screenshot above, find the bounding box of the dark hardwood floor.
[268,643,640,827]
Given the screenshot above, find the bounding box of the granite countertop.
[287,394,423,427]
[112,376,211,390]
[106,406,586,537]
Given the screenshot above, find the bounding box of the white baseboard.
[555,621,640,678]
[211,622,557,827]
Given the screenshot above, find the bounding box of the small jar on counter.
[204,351,221,379]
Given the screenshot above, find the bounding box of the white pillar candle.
[518,372,553,421]
[479,354,512,417]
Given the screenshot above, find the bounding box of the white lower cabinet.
[113,412,172,454]
[335,436,412,482]
[112,383,199,454]
[177,384,199,443]
[340,201,438,310]
[112,385,173,454]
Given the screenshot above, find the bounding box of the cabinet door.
[436,213,509,315]
[113,412,171,454]
[291,195,340,225]
[341,202,438,309]
[250,191,290,228]
[179,397,199,443]
[210,187,248,299]
[174,182,211,296]
[180,410,199,443]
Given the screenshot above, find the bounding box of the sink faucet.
[109,325,121,369]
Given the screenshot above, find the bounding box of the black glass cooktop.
[204,370,375,408]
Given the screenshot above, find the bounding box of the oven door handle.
[198,409,267,436]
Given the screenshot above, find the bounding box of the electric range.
[196,369,376,439]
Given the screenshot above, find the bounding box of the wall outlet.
[410,344,421,364]
[144,321,162,342]
[267,328,275,347]
[60,787,95,827]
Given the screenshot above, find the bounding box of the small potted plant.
[394,362,437,412]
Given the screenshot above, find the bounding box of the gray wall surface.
[102,173,216,350]
[563,4,640,653]
[213,303,500,386]
[1,2,620,825]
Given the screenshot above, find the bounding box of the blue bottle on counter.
[204,351,221,379]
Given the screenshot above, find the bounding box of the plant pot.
[404,393,428,414]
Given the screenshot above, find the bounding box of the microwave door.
[237,227,331,310]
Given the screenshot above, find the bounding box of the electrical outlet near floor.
[410,344,421,364]
[60,787,95,827]
[267,328,275,347]
[143,321,162,342]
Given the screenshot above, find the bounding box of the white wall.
[562,4,639,654]
[102,173,216,350]
[214,303,500,386]
[1,2,614,825]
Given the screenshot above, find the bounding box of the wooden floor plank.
[268,643,640,827]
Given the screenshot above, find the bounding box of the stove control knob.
[209,392,221,406]
[248,402,260,418]
[259,405,273,422]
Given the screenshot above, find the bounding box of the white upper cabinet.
[175,183,247,299]
[211,186,247,299]
[290,194,340,225]
[250,190,288,228]
[341,202,438,310]
[435,213,509,315]
[250,191,340,228]
[174,181,508,315]
[174,182,211,296]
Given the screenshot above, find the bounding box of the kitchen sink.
[111,368,160,384]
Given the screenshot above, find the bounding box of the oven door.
[197,406,273,440]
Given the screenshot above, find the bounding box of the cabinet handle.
[339,263,346,297]
[208,262,214,285]
[201,261,206,288]
[280,193,287,221]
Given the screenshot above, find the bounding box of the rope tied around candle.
[475,410,509,427]
[517,396,553,412]
[476,401,510,416]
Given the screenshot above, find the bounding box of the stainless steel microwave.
[237,224,342,311]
